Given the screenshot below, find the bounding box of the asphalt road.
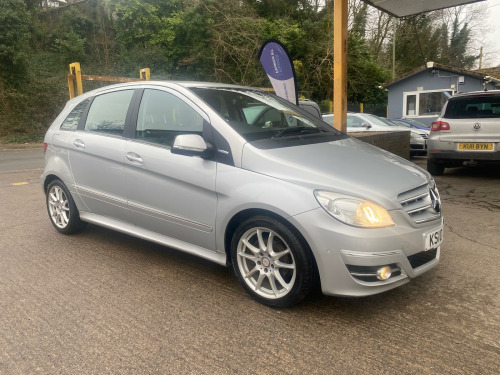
[0,144,44,172]
[0,149,499,374]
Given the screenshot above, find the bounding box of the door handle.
[126,152,143,164]
[74,139,85,149]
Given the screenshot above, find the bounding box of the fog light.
[377,266,392,280]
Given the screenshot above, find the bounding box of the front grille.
[420,133,428,139]
[398,184,441,224]
[408,248,438,269]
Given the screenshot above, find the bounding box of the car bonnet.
[241,136,431,210]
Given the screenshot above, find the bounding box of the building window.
[419,91,451,115]
[403,90,452,117]
[406,95,417,116]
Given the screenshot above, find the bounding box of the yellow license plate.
[458,143,494,151]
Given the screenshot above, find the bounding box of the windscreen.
[191,87,335,141]
[363,114,399,126]
[444,94,500,119]
[390,120,411,128]
[406,119,430,128]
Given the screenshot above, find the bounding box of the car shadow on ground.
[74,224,439,319]
[411,156,500,179]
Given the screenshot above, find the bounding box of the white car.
[323,113,429,156]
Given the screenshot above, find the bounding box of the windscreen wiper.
[271,126,323,139]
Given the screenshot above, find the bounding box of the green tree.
[0,0,30,85]
[347,34,390,104]
[392,16,437,75]
[53,31,86,65]
[245,0,315,21]
[110,0,211,78]
[440,18,477,68]
[351,3,368,38]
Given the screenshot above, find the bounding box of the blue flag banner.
[259,40,298,105]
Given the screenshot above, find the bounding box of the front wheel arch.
[227,211,319,307]
[224,209,314,265]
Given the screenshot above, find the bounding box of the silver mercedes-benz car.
[42,81,443,307]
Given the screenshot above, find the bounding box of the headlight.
[410,131,421,139]
[314,190,395,228]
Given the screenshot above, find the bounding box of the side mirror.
[361,122,371,128]
[172,134,213,158]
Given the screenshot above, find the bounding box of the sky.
[484,0,500,67]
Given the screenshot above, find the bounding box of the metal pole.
[479,46,483,69]
[392,18,396,79]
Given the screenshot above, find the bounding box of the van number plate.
[458,143,493,151]
[425,227,443,251]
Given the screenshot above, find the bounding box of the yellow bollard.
[68,62,83,99]
[140,68,150,81]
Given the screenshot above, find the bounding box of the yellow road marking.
[11,182,29,186]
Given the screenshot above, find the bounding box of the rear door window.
[444,95,500,119]
[85,90,134,134]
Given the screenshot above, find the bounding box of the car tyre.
[427,160,445,176]
[231,215,315,308]
[46,180,87,234]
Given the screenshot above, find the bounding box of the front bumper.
[410,138,427,155]
[289,208,442,297]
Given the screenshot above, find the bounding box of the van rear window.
[444,95,500,119]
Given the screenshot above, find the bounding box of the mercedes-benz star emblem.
[473,123,481,130]
[429,188,441,214]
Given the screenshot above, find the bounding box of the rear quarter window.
[444,95,500,119]
[60,99,90,131]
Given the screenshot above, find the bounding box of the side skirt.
[79,212,227,266]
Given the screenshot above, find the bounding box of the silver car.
[427,90,500,175]
[388,118,430,156]
[43,82,443,307]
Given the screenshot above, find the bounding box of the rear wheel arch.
[43,174,61,193]
[45,179,87,234]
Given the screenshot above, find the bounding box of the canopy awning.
[363,0,486,18]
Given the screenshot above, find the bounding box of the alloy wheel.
[236,227,296,299]
[48,185,70,229]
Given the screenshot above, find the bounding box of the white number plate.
[425,227,443,251]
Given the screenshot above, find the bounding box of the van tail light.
[431,121,450,131]
[44,143,48,153]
